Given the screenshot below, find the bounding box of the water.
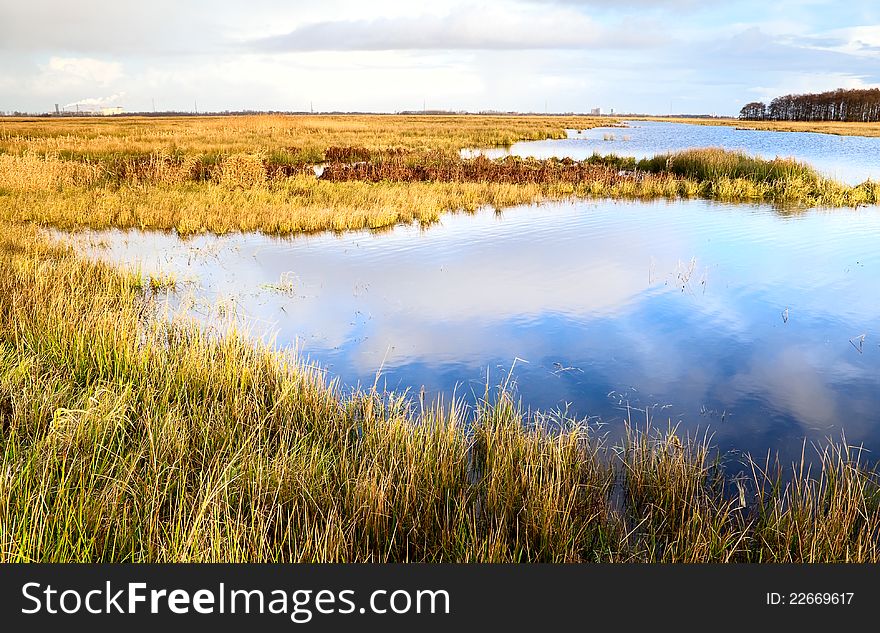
[63,199,880,463]
[463,120,880,185]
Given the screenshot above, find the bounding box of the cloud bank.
[0,0,877,115]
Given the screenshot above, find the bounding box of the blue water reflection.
[67,199,880,462]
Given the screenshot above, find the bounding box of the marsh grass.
[0,116,880,234]
[145,271,177,292]
[637,147,819,182]
[2,116,878,562]
[0,115,607,160]
[2,149,877,237]
[2,116,877,237]
[1,223,879,562]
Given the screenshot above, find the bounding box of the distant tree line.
[739,88,880,122]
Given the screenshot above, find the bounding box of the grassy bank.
[1,222,879,562]
[2,147,878,235]
[635,116,880,138]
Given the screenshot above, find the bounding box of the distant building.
[590,107,601,116]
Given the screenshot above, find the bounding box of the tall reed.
[1,223,878,562]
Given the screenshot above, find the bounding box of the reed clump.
[1,223,879,562]
[637,147,819,182]
[621,426,747,562]
[748,443,880,562]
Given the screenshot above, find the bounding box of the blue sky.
[1,0,878,115]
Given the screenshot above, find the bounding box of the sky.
[1,0,878,116]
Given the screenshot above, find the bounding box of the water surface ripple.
[66,199,880,462]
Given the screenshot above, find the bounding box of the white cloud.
[45,57,123,85]
[0,1,224,54]
[804,24,880,58]
[253,7,663,51]
[1,0,879,114]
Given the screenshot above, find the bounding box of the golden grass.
[3,175,874,237]
[0,114,611,159]
[633,116,880,138]
[2,150,877,237]
[0,176,569,235]
[0,116,876,237]
[1,222,878,562]
[2,116,878,564]
[0,114,607,235]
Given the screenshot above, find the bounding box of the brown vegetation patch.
[320,150,632,186]
[324,145,373,163]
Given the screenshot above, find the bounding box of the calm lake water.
[64,198,880,462]
[464,120,880,185]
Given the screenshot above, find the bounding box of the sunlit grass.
[1,223,879,562]
[1,116,878,562]
[2,148,877,236]
[1,116,876,238]
[0,114,609,160]
[637,147,818,181]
